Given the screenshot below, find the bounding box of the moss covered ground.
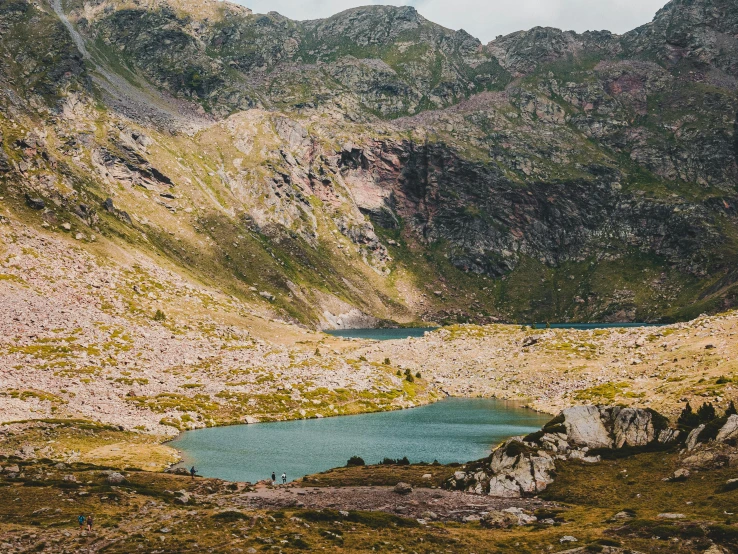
[0,447,735,553]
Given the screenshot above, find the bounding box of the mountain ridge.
[0,0,737,328]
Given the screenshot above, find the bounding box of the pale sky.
[235,0,669,43]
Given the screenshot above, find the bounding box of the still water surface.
[170,398,549,483]
[326,323,662,341]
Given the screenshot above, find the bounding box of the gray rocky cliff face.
[340,139,730,279]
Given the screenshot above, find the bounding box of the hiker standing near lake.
[281,472,286,484]
[190,466,196,479]
[271,472,276,485]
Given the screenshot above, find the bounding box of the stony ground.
[235,485,554,524]
[358,315,738,419]
[0,215,437,466]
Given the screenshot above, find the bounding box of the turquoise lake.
[326,323,662,341]
[170,398,550,483]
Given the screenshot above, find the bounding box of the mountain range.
[1,0,737,327]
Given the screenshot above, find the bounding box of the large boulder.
[612,407,656,448]
[480,510,519,529]
[486,440,556,497]
[716,415,738,443]
[488,474,525,498]
[687,424,706,450]
[562,406,612,449]
[106,472,126,484]
[393,482,413,495]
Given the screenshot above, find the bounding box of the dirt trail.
[229,485,555,522]
[51,0,213,134]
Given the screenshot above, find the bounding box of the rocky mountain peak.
[1,0,738,325]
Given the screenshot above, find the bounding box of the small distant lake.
[325,327,438,340]
[528,323,664,330]
[326,323,664,341]
[170,398,549,483]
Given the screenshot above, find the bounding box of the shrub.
[523,430,546,443]
[153,309,166,321]
[677,403,700,430]
[726,401,737,417]
[346,456,365,467]
[379,456,410,466]
[543,413,565,429]
[415,371,421,379]
[697,402,717,424]
[698,416,728,443]
[646,408,670,433]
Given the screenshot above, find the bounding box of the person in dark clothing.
[86,515,93,532]
[190,466,196,479]
[271,472,276,485]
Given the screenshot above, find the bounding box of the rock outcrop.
[447,405,679,497]
[715,415,738,443]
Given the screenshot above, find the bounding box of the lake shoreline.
[163,393,552,475]
[167,397,550,484]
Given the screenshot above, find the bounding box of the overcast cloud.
[234,0,669,43]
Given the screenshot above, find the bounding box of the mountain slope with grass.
[0,0,737,327]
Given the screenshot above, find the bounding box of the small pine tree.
[346,456,365,467]
[384,358,391,365]
[725,401,737,417]
[314,347,321,357]
[415,371,421,379]
[546,322,551,329]
[396,370,402,376]
[677,402,700,429]
[697,402,717,424]
[153,309,166,321]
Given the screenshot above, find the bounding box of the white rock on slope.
[613,407,656,448]
[686,424,706,450]
[716,415,738,443]
[562,406,612,449]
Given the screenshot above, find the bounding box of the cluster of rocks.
[679,414,738,472]
[448,405,683,497]
[451,405,738,498]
